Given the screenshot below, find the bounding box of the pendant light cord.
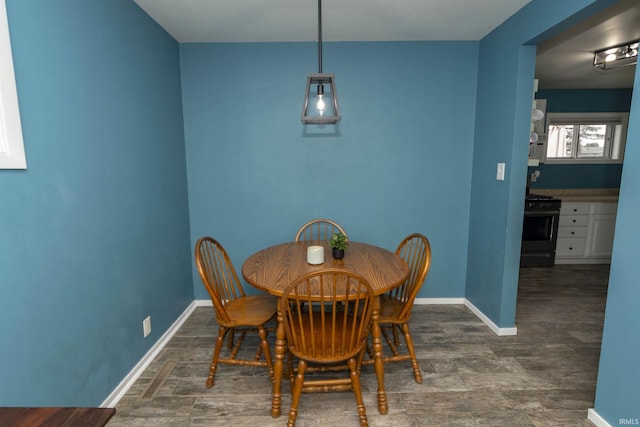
[317,0,322,73]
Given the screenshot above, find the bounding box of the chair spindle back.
[281,269,374,363]
[390,233,432,320]
[195,236,246,325]
[295,219,348,242]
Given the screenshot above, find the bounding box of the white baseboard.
[463,299,518,336]
[588,408,612,427]
[100,301,199,408]
[412,297,517,336]
[414,297,465,305]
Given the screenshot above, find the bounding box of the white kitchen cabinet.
[556,202,588,259]
[555,201,617,264]
[585,203,618,259]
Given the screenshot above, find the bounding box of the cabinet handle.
[569,247,573,250]
[572,219,576,223]
[571,231,575,235]
[573,208,578,212]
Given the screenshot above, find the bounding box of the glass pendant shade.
[302,73,341,124]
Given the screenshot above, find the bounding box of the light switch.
[496,163,505,181]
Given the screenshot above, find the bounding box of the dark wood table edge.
[0,407,116,427]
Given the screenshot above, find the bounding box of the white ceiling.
[132,0,532,42]
[132,0,637,89]
[535,0,639,89]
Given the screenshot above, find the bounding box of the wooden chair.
[195,236,276,388]
[294,219,347,242]
[371,233,432,383]
[281,269,374,427]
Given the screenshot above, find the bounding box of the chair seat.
[224,295,277,327]
[378,294,404,323]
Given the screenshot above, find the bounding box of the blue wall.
[537,88,632,112]
[1,0,638,422]
[528,88,632,189]
[181,41,478,301]
[529,164,622,189]
[594,62,640,427]
[472,1,639,425]
[0,0,193,406]
[467,0,620,326]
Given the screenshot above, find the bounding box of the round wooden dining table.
[241,240,409,417]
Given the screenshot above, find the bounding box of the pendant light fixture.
[301,0,341,124]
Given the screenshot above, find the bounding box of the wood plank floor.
[109,264,608,426]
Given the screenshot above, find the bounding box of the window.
[547,123,620,159]
[544,113,627,164]
[545,113,629,163]
[0,0,26,169]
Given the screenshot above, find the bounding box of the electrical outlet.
[143,316,151,338]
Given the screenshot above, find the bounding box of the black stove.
[525,193,562,211]
[521,193,562,267]
[526,193,555,200]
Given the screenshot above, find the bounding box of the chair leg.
[258,326,274,380]
[392,323,401,346]
[226,327,235,350]
[400,323,422,384]
[287,360,307,427]
[380,325,400,356]
[356,347,366,374]
[365,337,374,360]
[286,351,295,387]
[207,326,229,388]
[348,358,369,427]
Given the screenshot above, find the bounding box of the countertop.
[531,188,619,203]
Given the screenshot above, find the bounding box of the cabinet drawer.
[559,215,589,227]
[557,226,587,238]
[561,202,589,215]
[556,238,586,257]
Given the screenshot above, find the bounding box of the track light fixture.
[593,40,639,71]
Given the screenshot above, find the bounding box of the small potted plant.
[329,232,349,259]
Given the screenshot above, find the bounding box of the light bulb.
[605,53,617,62]
[316,94,326,116]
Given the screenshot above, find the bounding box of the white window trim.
[0,0,26,169]
[543,112,628,165]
